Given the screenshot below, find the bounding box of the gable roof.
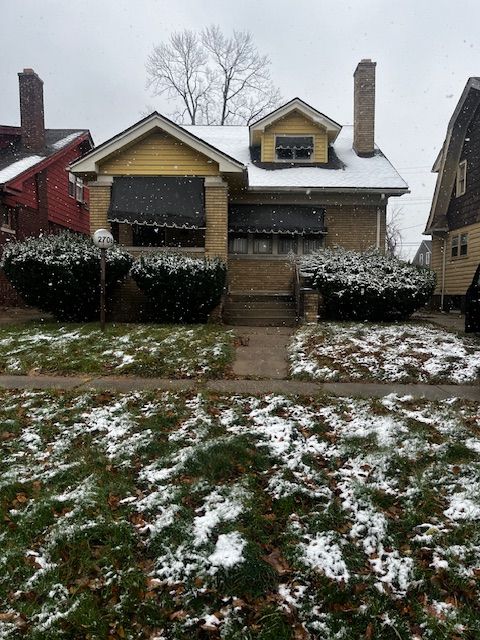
[0,128,91,187]
[425,77,480,233]
[70,112,245,175]
[249,97,342,145]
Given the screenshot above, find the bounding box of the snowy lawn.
[1,389,480,638]
[0,323,234,378]
[290,322,480,384]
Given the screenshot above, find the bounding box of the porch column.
[88,176,113,235]
[204,176,228,261]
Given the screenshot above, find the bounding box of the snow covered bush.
[130,253,226,323]
[1,231,132,320]
[300,248,436,321]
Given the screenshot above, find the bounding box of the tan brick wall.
[205,182,228,260]
[89,183,111,235]
[353,59,376,157]
[325,205,385,251]
[303,289,319,323]
[228,258,293,293]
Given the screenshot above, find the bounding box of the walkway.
[0,374,477,400]
[231,326,293,379]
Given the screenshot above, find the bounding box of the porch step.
[224,293,297,327]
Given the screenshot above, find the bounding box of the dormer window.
[275,136,314,162]
[456,159,467,197]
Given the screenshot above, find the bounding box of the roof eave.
[246,185,410,195]
[70,113,245,175]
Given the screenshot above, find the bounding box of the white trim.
[70,113,244,175]
[250,98,342,144]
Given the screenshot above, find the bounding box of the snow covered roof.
[0,129,90,187]
[183,124,408,192]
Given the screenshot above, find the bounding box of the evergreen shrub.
[300,247,436,321]
[130,252,226,323]
[1,231,132,320]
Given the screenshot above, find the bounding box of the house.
[412,240,432,267]
[425,77,480,311]
[70,59,408,324]
[0,69,93,303]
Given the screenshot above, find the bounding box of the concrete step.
[227,292,294,302]
[225,301,296,311]
[224,316,298,327]
[223,307,296,318]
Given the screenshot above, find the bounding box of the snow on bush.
[131,252,226,323]
[1,231,132,320]
[300,248,436,321]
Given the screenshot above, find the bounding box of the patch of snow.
[0,155,44,184]
[208,531,246,569]
[299,533,350,582]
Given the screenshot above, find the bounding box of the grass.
[289,321,480,384]
[0,322,234,378]
[1,389,480,638]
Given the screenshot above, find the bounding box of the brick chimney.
[18,68,45,152]
[353,59,376,157]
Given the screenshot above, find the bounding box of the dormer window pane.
[275,136,314,161]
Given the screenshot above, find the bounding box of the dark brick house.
[0,69,93,303]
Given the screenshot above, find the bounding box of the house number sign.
[92,229,114,331]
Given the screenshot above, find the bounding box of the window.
[228,235,248,254]
[0,206,14,230]
[419,253,424,265]
[69,173,84,202]
[426,252,431,265]
[278,236,296,254]
[456,160,467,197]
[68,172,76,198]
[451,235,459,257]
[275,136,314,162]
[303,236,324,254]
[460,233,468,256]
[253,235,272,254]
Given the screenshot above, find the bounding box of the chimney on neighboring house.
[353,59,376,157]
[18,68,45,152]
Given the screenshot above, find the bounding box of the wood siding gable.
[99,130,220,176]
[260,110,328,163]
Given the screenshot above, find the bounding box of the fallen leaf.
[263,549,292,574]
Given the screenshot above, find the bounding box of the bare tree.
[146,26,281,125]
[386,206,404,256]
[146,30,212,124]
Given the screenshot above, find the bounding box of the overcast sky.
[2,0,480,257]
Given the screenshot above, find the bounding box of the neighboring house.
[412,240,432,267]
[71,59,408,323]
[0,69,93,303]
[425,77,480,311]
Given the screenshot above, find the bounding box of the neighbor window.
[253,235,272,254]
[451,235,459,257]
[426,252,431,265]
[419,253,424,265]
[460,233,468,256]
[303,236,324,254]
[275,136,314,161]
[229,235,248,254]
[456,160,467,197]
[69,173,84,202]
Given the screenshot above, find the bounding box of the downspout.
[376,207,381,249]
[440,235,447,312]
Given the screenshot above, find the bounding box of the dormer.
[249,98,341,164]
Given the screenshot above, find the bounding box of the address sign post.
[92,229,114,331]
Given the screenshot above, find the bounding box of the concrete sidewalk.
[0,374,478,400]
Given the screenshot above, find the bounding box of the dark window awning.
[229,205,325,235]
[275,136,314,150]
[108,177,205,228]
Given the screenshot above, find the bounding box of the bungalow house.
[425,77,480,311]
[0,69,93,304]
[70,59,408,324]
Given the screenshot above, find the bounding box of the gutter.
[246,186,410,195]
